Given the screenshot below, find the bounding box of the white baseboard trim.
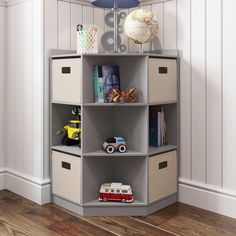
[0,168,51,205]
[179,178,236,219]
[0,169,6,190]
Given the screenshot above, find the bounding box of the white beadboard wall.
[0,5,6,173]
[6,0,44,180]
[178,0,236,218]
[55,0,177,52]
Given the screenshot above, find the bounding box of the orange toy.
[113,88,137,103]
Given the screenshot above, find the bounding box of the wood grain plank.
[1,192,236,236]
[134,203,180,226]
[0,218,31,236]
[0,190,23,201]
[0,195,39,213]
[175,203,236,235]
[107,216,173,236]
[137,203,236,235]
[0,203,60,236]
[49,216,115,236]
[0,191,71,227]
[80,216,173,236]
[159,215,235,236]
[21,204,71,227]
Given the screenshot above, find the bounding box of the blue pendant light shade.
[91,0,140,9]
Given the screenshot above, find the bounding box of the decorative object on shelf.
[90,0,140,52]
[93,65,120,103]
[101,11,127,52]
[103,137,127,154]
[113,88,137,103]
[56,106,81,148]
[149,106,167,148]
[99,183,134,203]
[77,24,98,54]
[124,9,159,53]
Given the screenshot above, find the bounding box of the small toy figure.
[99,183,134,203]
[56,106,81,148]
[113,88,137,103]
[103,137,127,154]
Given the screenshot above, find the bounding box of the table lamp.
[90,0,140,52]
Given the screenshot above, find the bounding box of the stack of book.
[149,106,167,148]
[93,65,120,103]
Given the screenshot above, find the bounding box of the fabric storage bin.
[149,58,177,103]
[52,58,82,104]
[149,150,177,203]
[52,150,81,204]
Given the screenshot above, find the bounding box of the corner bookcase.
[50,51,179,216]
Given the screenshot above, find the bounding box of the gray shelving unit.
[50,51,179,216]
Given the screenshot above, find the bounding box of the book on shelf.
[93,65,120,103]
[93,65,104,103]
[149,106,167,148]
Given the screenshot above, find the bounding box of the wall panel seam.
[190,0,192,180]
[221,0,223,189]
[163,1,165,50]
[205,0,207,185]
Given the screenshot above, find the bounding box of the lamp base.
[112,7,118,53]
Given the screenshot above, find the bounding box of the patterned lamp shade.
[90,0,140,9]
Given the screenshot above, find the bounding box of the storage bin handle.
[159,67,168,74]
[159,161,168,169]
[61,67,71,74]
[62,161,71,170]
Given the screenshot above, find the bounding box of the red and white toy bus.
[99,183,134,203]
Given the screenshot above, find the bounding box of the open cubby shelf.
[83,150,146,157]
[83,103,147,107]
[83,200,146,207]
[50,52,179,216]
[82,106,148,154]
[82,55,148,104]
[82,156,147,205]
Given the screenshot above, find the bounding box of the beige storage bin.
[52,58,81,104]
[149,58,177,103]
[52,151,81,204]
[149,150,177,203]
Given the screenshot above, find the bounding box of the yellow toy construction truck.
[62,120,81,147]
[57,106,81,148]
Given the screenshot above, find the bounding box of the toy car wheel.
[118,144,127,153]
[121,198,126,203]
[106,145,115,154]
[103,198,108,202]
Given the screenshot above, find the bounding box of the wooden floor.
[0,190,236,236]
